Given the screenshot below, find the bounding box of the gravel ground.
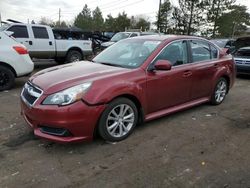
[0,61,249,188]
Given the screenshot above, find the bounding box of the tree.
[130,15,150,31]
[171,7,186,34]
[39,17,54,27]
[217,5,250,37]
[155,0,172,33]
[39,17,68,28]
[179,0,207,35]
[206,0,236,37]
[92,7,104,31]
[115,12,131,31]
[105,14,116,31]
[135,18,150,31]
[74,4,92,31]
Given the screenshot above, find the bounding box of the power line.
[102,0,145,13]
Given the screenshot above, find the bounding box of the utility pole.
[157,0,162,31]
[0,12,2,26]
[59,8,61,25]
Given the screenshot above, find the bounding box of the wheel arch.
[220,74,230,93]
[109,94,144,124]
[66,47,83,57]
[0,62,17,77]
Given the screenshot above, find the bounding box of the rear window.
[7,25,29,38]
[32,27,49,39]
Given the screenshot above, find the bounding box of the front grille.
[39,126,72,137]
[21,82,43,106]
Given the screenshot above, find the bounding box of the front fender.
[84,81,145,105]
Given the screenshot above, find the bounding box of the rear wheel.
[66,50,83,63]
[0,66,15,91]
[211,77,228,105]
[98,98,138,142]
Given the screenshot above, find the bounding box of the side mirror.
[153,60,172,71]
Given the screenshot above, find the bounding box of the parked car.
[100,31,159,49]
[210,38,235,49]
[0,31,34,91]
[232,36,250,75]
[21,35,235,143]
[0,23,93,63]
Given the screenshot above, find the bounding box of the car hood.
[30,61,129,94]
[234,37,250,50]
[101,41,115,47]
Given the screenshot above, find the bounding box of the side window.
[7,26,29,38]
[32,27,49,39]
[210,45,218,59]
[154,40,188,66]
[130,33,138,37]
[190,40,211,62]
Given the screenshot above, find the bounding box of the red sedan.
[21,35,235,143]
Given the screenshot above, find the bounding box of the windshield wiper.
[100,62,125,68]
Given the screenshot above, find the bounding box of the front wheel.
[0,66,15,91]
[211,77,228,105]
[98,98,138,142]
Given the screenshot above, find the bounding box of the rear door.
[29,26,55,58]
[189,40,219,100]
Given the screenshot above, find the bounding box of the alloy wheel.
[215,80,227,103]
[106,104,135,138]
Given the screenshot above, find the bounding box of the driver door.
[146,40,193,114]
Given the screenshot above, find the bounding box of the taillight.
[13,46,28,55]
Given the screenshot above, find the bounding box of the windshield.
[210,39,227,48]
[110,32,130,42]
[93,39,161,69]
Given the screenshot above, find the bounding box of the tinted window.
[7,25,28,38]
[32,27,49,39]
[130,33,138,37]
[154,40,188,66]
[191,40,211,62]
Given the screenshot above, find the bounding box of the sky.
[0,0,249,24]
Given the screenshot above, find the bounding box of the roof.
[127,34,207,41]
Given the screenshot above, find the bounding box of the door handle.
[183,70,192,77]
[25,41,33,45]
[49,41,52,45]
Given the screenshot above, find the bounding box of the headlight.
[42,82,92,106]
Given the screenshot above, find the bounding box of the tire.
[0,66,15,91]
[66,50,83,63]
[211,77,228,105]
[98,98,138,142]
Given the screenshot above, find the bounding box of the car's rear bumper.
[21,99,106,143]
[16,55,34,77]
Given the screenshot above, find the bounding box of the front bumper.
[236,65,250,75]
[21,98,106,143]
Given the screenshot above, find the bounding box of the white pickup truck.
[0,23,93,63]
